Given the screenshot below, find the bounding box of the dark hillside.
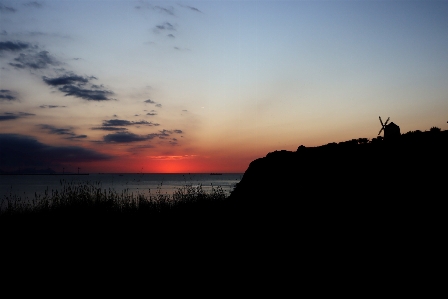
[228,128,447,217]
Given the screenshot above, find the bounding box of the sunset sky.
[1,0,447,173]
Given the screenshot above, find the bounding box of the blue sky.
[1,0,447,173]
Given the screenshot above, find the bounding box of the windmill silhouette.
[378,116,400,141]
[378,116,390,136]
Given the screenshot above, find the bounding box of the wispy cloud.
[102,119,160,127]
[39,105,66,108]
[144,99,162,108]
[38,124,87,139]
[155,22,175,31]
[10,51,59,69]
[135,3,174,15]
[0,3,16,13]
[91,126,128,131]
[0,89,17,102]
[23,2,42,8]
[177,3,203,14]
[0,112,35,121]
[173,46,190,52]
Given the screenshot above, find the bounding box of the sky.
[1,0,448,173]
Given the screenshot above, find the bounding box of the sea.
[0,173,243,208]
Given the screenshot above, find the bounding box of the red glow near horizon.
[70,152,252,174]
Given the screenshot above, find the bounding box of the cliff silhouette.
[228,127,447,216]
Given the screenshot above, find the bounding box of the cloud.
[103,132,154,143]
[0,134,111,171]
[135,3,174,15]
[0,3,16,13]
[0,112,35,121]
[91,126,128,131]
[144,99,155,104]
[10,51,59,69]
[155,103,162,107]
[102,119,159,127]
[0,41,32,52]
[154,6,174,15]
[173,46,190,52]
[39,105,66,108]
[58,84,114,101]
[23,2,42,8]
[177,4,203,13]
[155,22,175,31]
[102,128,182,144]
[41,73,114,101]
[168,138,178,146]
[146,112,157,116]
[38,124,87,139]
[167,34,175,38]
[173,129,183,134]
[0,89,17,101]
[42,74,89,86]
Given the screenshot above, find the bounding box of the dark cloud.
[42,74,89,86]
[144,99,155,104]
[10,51,59,69]
[42,73,112,101]
[0,134,111,171]
[0,4,16,13]
[23,2,42,8]
[155,103,162,108]
[167,34,175,38]
[103,132,153,143]
[1,30,7,36]
[38,124,87,139]
[91,127,128,131]
[0,89,17,101]
[0,114,17,121]
[0,41,32,52]
[102,119,159,127]
[102,128,181,143]
[173,129,183,134]
[58,84,114,101]
[0,112,35,121]
[146,112,157,116]
[39,105,66,108]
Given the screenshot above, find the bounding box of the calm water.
[0,173,243,204]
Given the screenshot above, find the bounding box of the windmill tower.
[378,116,400,141]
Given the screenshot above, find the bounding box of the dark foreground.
[2,129,445,292]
